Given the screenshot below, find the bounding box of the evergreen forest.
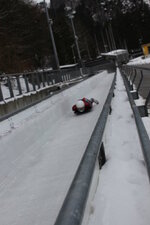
[0,0,150,73]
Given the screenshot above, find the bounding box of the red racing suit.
[72,98,93,113]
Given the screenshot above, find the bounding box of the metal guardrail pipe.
[0,82,70,122]
[121,71,150,180]
[125,64,150,72]
[0,60,115,103]
[24,75,30,92]
[7,77,14,98]
[16,76,22,95]
[54,73,116,225]
[122,65,150,105]
[0,83,4,101]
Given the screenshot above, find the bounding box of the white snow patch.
[135,95,146,106]
[128,55,150,66]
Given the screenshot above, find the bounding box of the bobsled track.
[0,69,150,225]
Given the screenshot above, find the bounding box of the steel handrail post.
[45,71,49,86]
[7,76,14,98]
[36,72,41,89]
[16,75,22,95]
[132,68,137,85]
[129,68,134,85]
[137,70,143,93]
[41,71,45,87]
[31,73,36,92]
[24,74,30,93]
[0,82,4,101]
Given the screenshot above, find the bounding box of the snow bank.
[128,55,150,66]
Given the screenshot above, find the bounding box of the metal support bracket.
[130,90,139,100]
[98,142,106,169]
[137,105,148,117]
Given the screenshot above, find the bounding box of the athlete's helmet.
[76,100,85,112]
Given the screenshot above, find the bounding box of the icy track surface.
[0,71,114,225]
[87,69,150,225]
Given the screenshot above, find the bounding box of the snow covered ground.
[87,69,150,225]
[0,71,114,225]
[128,55,150,66]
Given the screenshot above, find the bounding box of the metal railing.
[54,73,116,225]
[0,68,77,102]
[121,65,150,115]
[121,70,150,181]
[0,59,115,103]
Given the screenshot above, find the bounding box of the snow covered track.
[0,71,115,225]
[1,69,150,225]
